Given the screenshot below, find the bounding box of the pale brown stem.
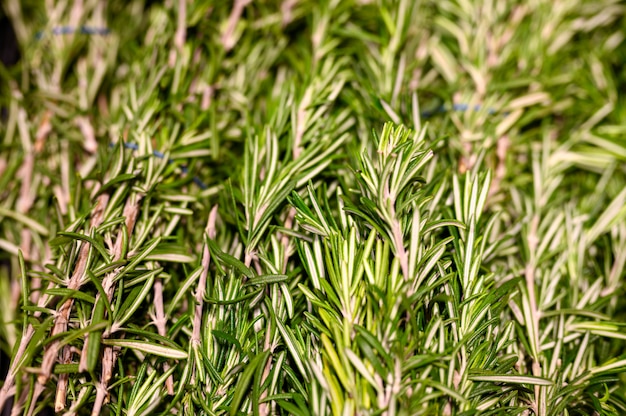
[0,278,55,411]
[37,193,109,385]
[54,346,73,412]
[280,0,297,26]
[23,384,45,416]
[33,193,109,414]
[279,207,296,273]
[391,219,408,280]
[191,206,218,385]
[16,150,35,257]
[34,110,51,153]
[257,207,296,414]
[91,343,121,416]
[9,386,27,416]
[221,0,251,51]
[153,277,174,394]
[526,214,543,415]
[76,116,98,154]
[168,0,187,67]
[87,196,143,414]
[174,0,187,51]
[257,329,273,416]
[201,84,213,111]
[382,168,408,280]
[81,194,142,363]
[293,90,310,159]
[488,134,510,201]
[68,0,84,29]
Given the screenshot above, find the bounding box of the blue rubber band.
[36,26,110,39]
[420,103,499,118]
[110,142,208,190]
[79,26,110,35]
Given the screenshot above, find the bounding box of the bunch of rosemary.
[1,0,625,414]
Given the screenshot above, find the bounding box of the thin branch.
[190,206,218,384]
[221,0,251,51]
[87,195,143,415]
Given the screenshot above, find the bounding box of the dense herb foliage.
[1,1,625,415]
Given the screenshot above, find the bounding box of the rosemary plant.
[1,0,625,415]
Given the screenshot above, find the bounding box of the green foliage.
[1,0,625,415]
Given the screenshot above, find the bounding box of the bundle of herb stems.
[1,0,625,414]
